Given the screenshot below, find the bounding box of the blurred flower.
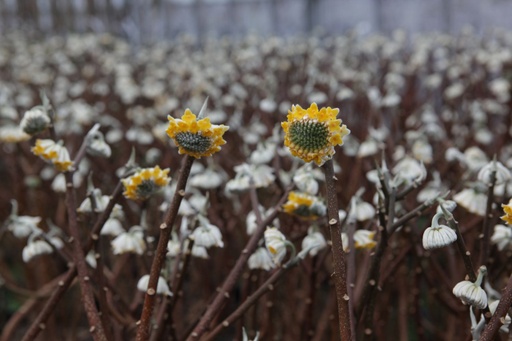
[246,206,278,235]
[6,215,42,239]
[478,160,511,185]
[422,212,457,250]
[111,226,146,255]
[22,236,53,262]
[225,163,275,193]
[501,199,512,225]
[282,191,326,220]
[453,187,487,216]
[392,157,426,185]
[491,224,512,251]
[191,216,224,248]
[249,141,277,165]
[453,266,488,309]
[264,227,288,265]
[137,275,173,296]
[300,228,327,257]
[248,247,275,271]
[349,196,376,222]
[0,125,30,143]
[293,163,320,195]
[354,230,377,249]
[189,166,226,189]
[31,139,73,172]
[20,106,51,135]
[100,218,124,237]
[166,108,229,158]
[77,188,115,213]
[121,166,170,200]
[282,103,350,166]
[86,129,111,158]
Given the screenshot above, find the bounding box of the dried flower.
[281,103,350,166]
[166,108,229,158]
[422,212,457,250]
[121,166,170,200]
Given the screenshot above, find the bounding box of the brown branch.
[480,273,512,340]
[185,184,292,340]
[63,171,107,341]
[136,155,194,341]
[322,159,352,341]
[21,182,123,341]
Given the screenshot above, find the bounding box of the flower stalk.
[322,159,352,341]
[136,155,194,340]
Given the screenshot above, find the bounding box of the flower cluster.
[166,109,229,158]
[121,166,171,201]
[31,139,73,172]
[282,103,350,166]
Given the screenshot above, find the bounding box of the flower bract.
[281,103,350,166]
[166,109,229,158]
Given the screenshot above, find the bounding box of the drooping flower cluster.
[281,103,350,166]
[166,109,229,158]
[31,139,73,172]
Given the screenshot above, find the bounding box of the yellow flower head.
[31,139,73,172]
[354,230,377,250]
[501,199,512,225]
[166,109,229,158]
[282,191,326,220]
[281,103,350,166]
[122,166,171,201]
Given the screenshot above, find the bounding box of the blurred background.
[2,0,512,42]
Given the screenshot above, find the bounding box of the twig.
[480,273,512,340]
[136,155,194,341]
[322,159,352,341]
[21,182,123,341]
[362,187,396,341]
[63,171,107,341]
[202,257,300,341]
[478,165,497,268]
[185,185,292,340]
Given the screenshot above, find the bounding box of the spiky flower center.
[136,180,159,199]
[289,119,329,152]
[175,132,212,154]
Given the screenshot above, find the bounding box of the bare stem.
[478,167,497,268]
[136,155,194,341]
[480,273,512,340]
[202,259,299,341]
[322,159,352,341]
[21,182,123,341]
[63,171,107,341]
[185,185,292,340]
